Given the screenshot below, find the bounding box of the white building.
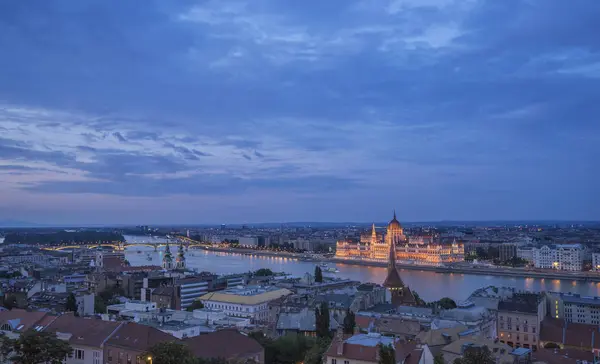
[533,244,584,271]
[238,236,259,247]
[516,246,535,263]
[593,253,600,271]
[200,286,291,323]
[556,244,584,271]
[533,245,556,269]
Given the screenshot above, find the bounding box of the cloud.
[25,173,361,197]
[0,0,598,223]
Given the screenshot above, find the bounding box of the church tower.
[176,243,186,270]
[383,226,417,307]
[162,243,174,270]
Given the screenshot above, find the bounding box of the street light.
[147,356,153,364]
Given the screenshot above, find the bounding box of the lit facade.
[335,212,465,266]
[533,244,583,271]
[593,253,600,272]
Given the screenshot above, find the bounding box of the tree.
[437,297,457,310]
[314,266,323,283]
[378,344,395,364]
[94,296,107,314]
[65,293,78,314]
[142,342,196,364]
[2,295,17,310]
[254,268,274,277]
[412,291,426,306]
[11,330,73,364]
[434,353,445,364]
[315,302,330,338]
[0,335,14,363]
[343,308,356,334]
[453,346,495,364]
[186,300,205,312]
[270,334,314,364]
[304,337,331,364]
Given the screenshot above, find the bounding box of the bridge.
[42,236,210,251]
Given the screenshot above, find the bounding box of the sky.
[0,0,599,225]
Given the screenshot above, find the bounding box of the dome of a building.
[388,210,402,230]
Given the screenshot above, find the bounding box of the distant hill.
[0,220,45,228]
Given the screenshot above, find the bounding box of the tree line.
[3,231,125,245]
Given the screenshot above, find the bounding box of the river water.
[123,236,600,302]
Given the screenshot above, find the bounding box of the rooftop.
[200,287,292,305]
[0,309,51,332]
[345,332,395,347]
[45,314,122,347]
[549,292,600,306]
[498,293,542,314]
[105,322,176,352]
[185,329,263,359]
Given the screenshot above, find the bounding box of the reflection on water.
[124,242,600,302]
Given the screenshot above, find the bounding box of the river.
[123,236,600,302]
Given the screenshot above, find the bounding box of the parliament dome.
[388,211,402,230]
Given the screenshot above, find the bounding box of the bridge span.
[42,236,210,251]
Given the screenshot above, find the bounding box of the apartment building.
[533,244,583,271]
[593,252,600,271]
[546,292,600,325]
[325,330,434,364]
[497,293,547,350]
[44,314,122,364]
[186,329,265,364]
[499,243,517,262]
[104,322,175,364]
[516,246,535,263]
[176,276,211,310]
[200,286,292,323]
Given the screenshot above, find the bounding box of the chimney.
[336,326,344,355]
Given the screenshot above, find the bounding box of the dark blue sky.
[0,0,598,225]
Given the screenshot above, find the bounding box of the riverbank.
[330,258,600,282]
[190,245,600,283]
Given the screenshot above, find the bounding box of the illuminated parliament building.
[335,211,465,266]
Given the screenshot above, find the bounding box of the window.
[93,351,101,364]
[331,360,337,364]
[74,349,85,360]
[532,327,536,334]
[344,361,349,364]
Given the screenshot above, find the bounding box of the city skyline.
[1,1,599,225]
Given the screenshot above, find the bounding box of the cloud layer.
[0,0,598,224]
